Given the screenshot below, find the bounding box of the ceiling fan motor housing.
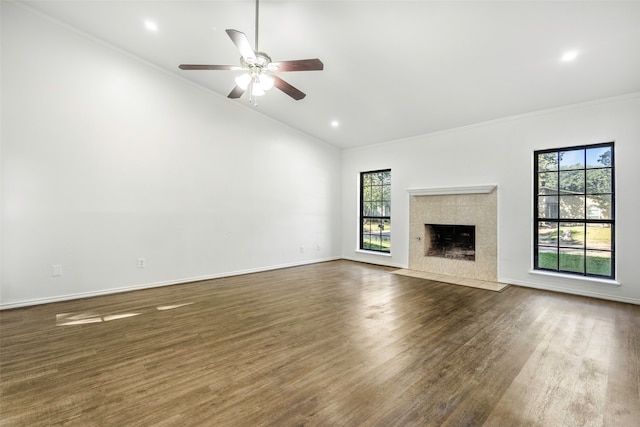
[241,52,273,73]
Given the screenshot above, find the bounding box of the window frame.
[359,169,391,253]
[533,142,615,279]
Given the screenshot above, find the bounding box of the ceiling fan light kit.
[234,50,276,98]
[178,0,323,104]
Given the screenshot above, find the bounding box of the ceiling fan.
[179,0,323,102]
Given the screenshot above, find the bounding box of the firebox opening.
[424,224,476,261]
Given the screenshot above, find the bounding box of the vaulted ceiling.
[19,1,640,149]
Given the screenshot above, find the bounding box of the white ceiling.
[19,0,640,149]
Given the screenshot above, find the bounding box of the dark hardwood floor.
[1,260,638,426]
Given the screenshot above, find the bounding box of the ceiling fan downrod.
[255,0,260,52]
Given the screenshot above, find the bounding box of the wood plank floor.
[1,260,638,426]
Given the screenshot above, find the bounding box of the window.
[360,169,391,253]
[534,142,615,279]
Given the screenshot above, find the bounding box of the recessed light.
[331,120,339,128]
[561,50,578,62]
[145,20,158,32]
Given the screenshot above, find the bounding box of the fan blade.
[272,75,306,100]
[270,59,324,72]
[228,85,245,99]
[179,64,241,71]
[226,29,255,62]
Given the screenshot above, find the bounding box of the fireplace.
[425,224,475,261]
[408,185,497,282]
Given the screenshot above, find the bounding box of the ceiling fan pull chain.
[248,79,258,106]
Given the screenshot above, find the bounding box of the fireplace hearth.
[425,224,476,261]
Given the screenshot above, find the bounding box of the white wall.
[342,93,640,304]
[3,4,638,309]
[1,3,342,308]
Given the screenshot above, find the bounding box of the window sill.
[528,270,620,286]
[356,249,392,257]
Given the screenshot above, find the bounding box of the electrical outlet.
[317,244,321,251]
[52,265,63,277]
[299,246,304,253]
[137,258,146,268]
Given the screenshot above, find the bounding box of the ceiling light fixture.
[331,120,339,128]
[234,53,276,100]
[561,50,578,62]
[145,20,158,32]
[178,0,323,105]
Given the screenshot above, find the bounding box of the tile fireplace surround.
[408,185,497,282]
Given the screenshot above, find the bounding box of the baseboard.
[5,259,635,309]
[341,255,407,270]
[502,277,640,305]
[0,256,342,310]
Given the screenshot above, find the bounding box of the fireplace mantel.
[407,184,496,196]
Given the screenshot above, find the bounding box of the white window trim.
[528,269,620,286]
[356,249,392,257]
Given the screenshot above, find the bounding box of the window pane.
[559,223,584,248]
[370,235,381,250]
[383,201,391,216]
[538,247,558,270]
[586,146,612,168]
[586,168,612,194]
[538,196,559,219]
[538,152,558,171]
[372,202,381,216]
[586,251,612,276]
[362,185,372,202]
[538,172,558,194]
[367,185,377,202]
[377,218,391,252]
[374,186,385,203]
[383,185,391,201]
[559,248,585,273]
[586,195,612,219]
[362,234,372,250]
[381,234,390,250]
[362,174,371,186]
[363,202,373,216]
[586,224,611,251]
[559,195,585,219]
[559,170,585,193]
[383,172,391,185]
[559,149,584,170]
[538,222,558,246]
